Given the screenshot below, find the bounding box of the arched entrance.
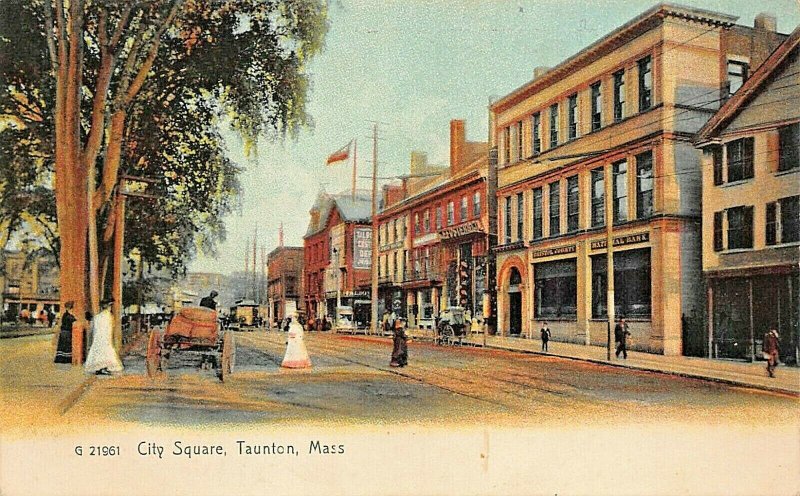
[508,268,522,335]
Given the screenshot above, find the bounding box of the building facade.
[695,28,799,364]
[267,246,304,324]
[491,4,786,355]
[1,250,60,322]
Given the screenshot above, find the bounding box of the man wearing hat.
[199,290,219,310]
[84,298,123,375]
[763,329,780,378]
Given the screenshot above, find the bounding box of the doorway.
[508,267,522,335]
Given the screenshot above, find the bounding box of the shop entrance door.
[509,292,522,335]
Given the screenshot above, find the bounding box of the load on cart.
[146,306,235,381]
[435,306,468,345]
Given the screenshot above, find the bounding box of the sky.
[190,0,800,275]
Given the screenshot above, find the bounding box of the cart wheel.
[146,330,161,378]
[219,331,235,382]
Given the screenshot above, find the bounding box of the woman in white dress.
[84,299,124,375]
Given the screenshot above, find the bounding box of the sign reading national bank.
[591,232,649,250]
[439,220,484,240]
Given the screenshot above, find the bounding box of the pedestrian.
[540,321,552,352]
[283,317,291,333]
[199,290,218,310]
[20,308,30,325]
[763,329,780,378]
[614,317,631,359]
[84,299,123,375]
[54,301,76,364]
[38,309,48,327]
[47,308,56,327]
[390,317,408,367]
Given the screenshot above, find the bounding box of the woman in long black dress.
[54,301,76,364]
[390,317,408,367]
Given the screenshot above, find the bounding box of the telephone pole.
[604,165,616,361]
[369,123,379,335]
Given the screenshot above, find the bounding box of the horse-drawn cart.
[146,306,235,381]
[435,306,468,346]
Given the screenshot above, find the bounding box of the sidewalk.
[404,327,800,396]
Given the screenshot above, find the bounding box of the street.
[4,331,796,431]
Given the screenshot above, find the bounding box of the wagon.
[145,306,235,381]
[435,306,468,345]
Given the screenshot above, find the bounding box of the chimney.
[754,13,777,32]
[533,66,551,80]
[450,119,466,173]
[410,151,428,174]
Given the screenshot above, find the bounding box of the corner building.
[491,4,785,355]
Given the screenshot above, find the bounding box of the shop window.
[473,191,481,217]
[727,205,754,250]
[613,69,625,122]
[534,259,577,318]
[531,113,541,155]
[778,123,799,172]
[591,248,651,318]
[549,103,559,148]
[567,175,579,232]
[568,94,578,140]
[591,81,602,131]
[638,55,652,111]
[591,167,605,227]
[549,181,561,236]
[516,193,524,240]
[767,195,800,245]
[636,151,654,219]
[613,160,628,224]
[532,187,543,240]
[726,137,754,182]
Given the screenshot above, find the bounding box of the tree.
[1,0,327,323]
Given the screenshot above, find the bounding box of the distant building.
[695,28,799,364]
[267,246,303,324]
[1,250,60,321]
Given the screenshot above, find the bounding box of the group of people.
[11,307,57,327]
[54,298,123,376]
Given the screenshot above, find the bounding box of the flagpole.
[352,139,357,201]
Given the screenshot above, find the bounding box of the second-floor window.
[503,126,511,164]
[414,213,420,235]
[504,196,512,244]
[532,187,543,240]
[766,195,800,245]
[726,205,754,250]
[636,151,654,219]
[727,137,754,183]
[447,201,455,226]
[613,69,625,122]
[550,103,559,148]
[436,205,443,230]
[516,193,524,240]
[549,181,561,236]
[567,175,579,232]
[638,55,652,112]
[591,167,605,228]
[532,113,541,155]
[460,196,468,221]
[423,209,430,233]
[516,120,524,160]
[591,81,602,131]
[613,160,628,224]
[779,123,799,172]
[568,94,578,140]
[473,191,481,217]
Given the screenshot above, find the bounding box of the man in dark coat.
[54,301,76,364]
[390,317,408,367]
[199,291,218,310]
[614,317,631,359]
[540,322,552,352]
[763,329,780,378]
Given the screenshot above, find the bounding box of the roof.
[491,3,738,114]
[304,190,373,238]
[696,26,800,143]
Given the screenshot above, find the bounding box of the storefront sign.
[532,245,576,259]
[380,240,404,252]
[591,232,649,250]
[353,227,372,269]
[439,220,485,240]
[325,290,371,299]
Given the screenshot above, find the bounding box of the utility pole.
[369,123,379,336]
[252,229,258,301]
[352,140,358,201]
[244,243,249,300]
[604,165,616,361]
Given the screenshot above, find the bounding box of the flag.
[326,140,353,165]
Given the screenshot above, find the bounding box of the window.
[392,219,397,240]
[473,191,481,217]
[638,56,652,111]
[591,81,602,131]
[713,211,724,251]
[549,103,559,148]
[613,160,628,224]
[711,145,723,186]
[549,181,560,236]
[423,209,430,233]
[636,151,654,219]
[727,205,754,250]
[568,94,578,140]
[534,260,577,318]
[591,167,605,228]
[778,123,799,172]
[460,196,468,222]
[503,126,511,164]
[414,213,420,235]
[436,205,442,230]
[402,217,407,238]
[592,248,651,318]
[726,60,748,96]
[532,187,543,240]
[504,197,512,244]
[768,196,800,245]
[516,193,524,240]
[531,113,541,155]
[516,120,524,160]
[726,137,754,182]
[613,69,625,122]
[447,201,455,226]
[567,175,579,232]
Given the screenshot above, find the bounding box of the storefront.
[440,220,488,317]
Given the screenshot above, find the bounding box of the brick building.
[267,246,304,324]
